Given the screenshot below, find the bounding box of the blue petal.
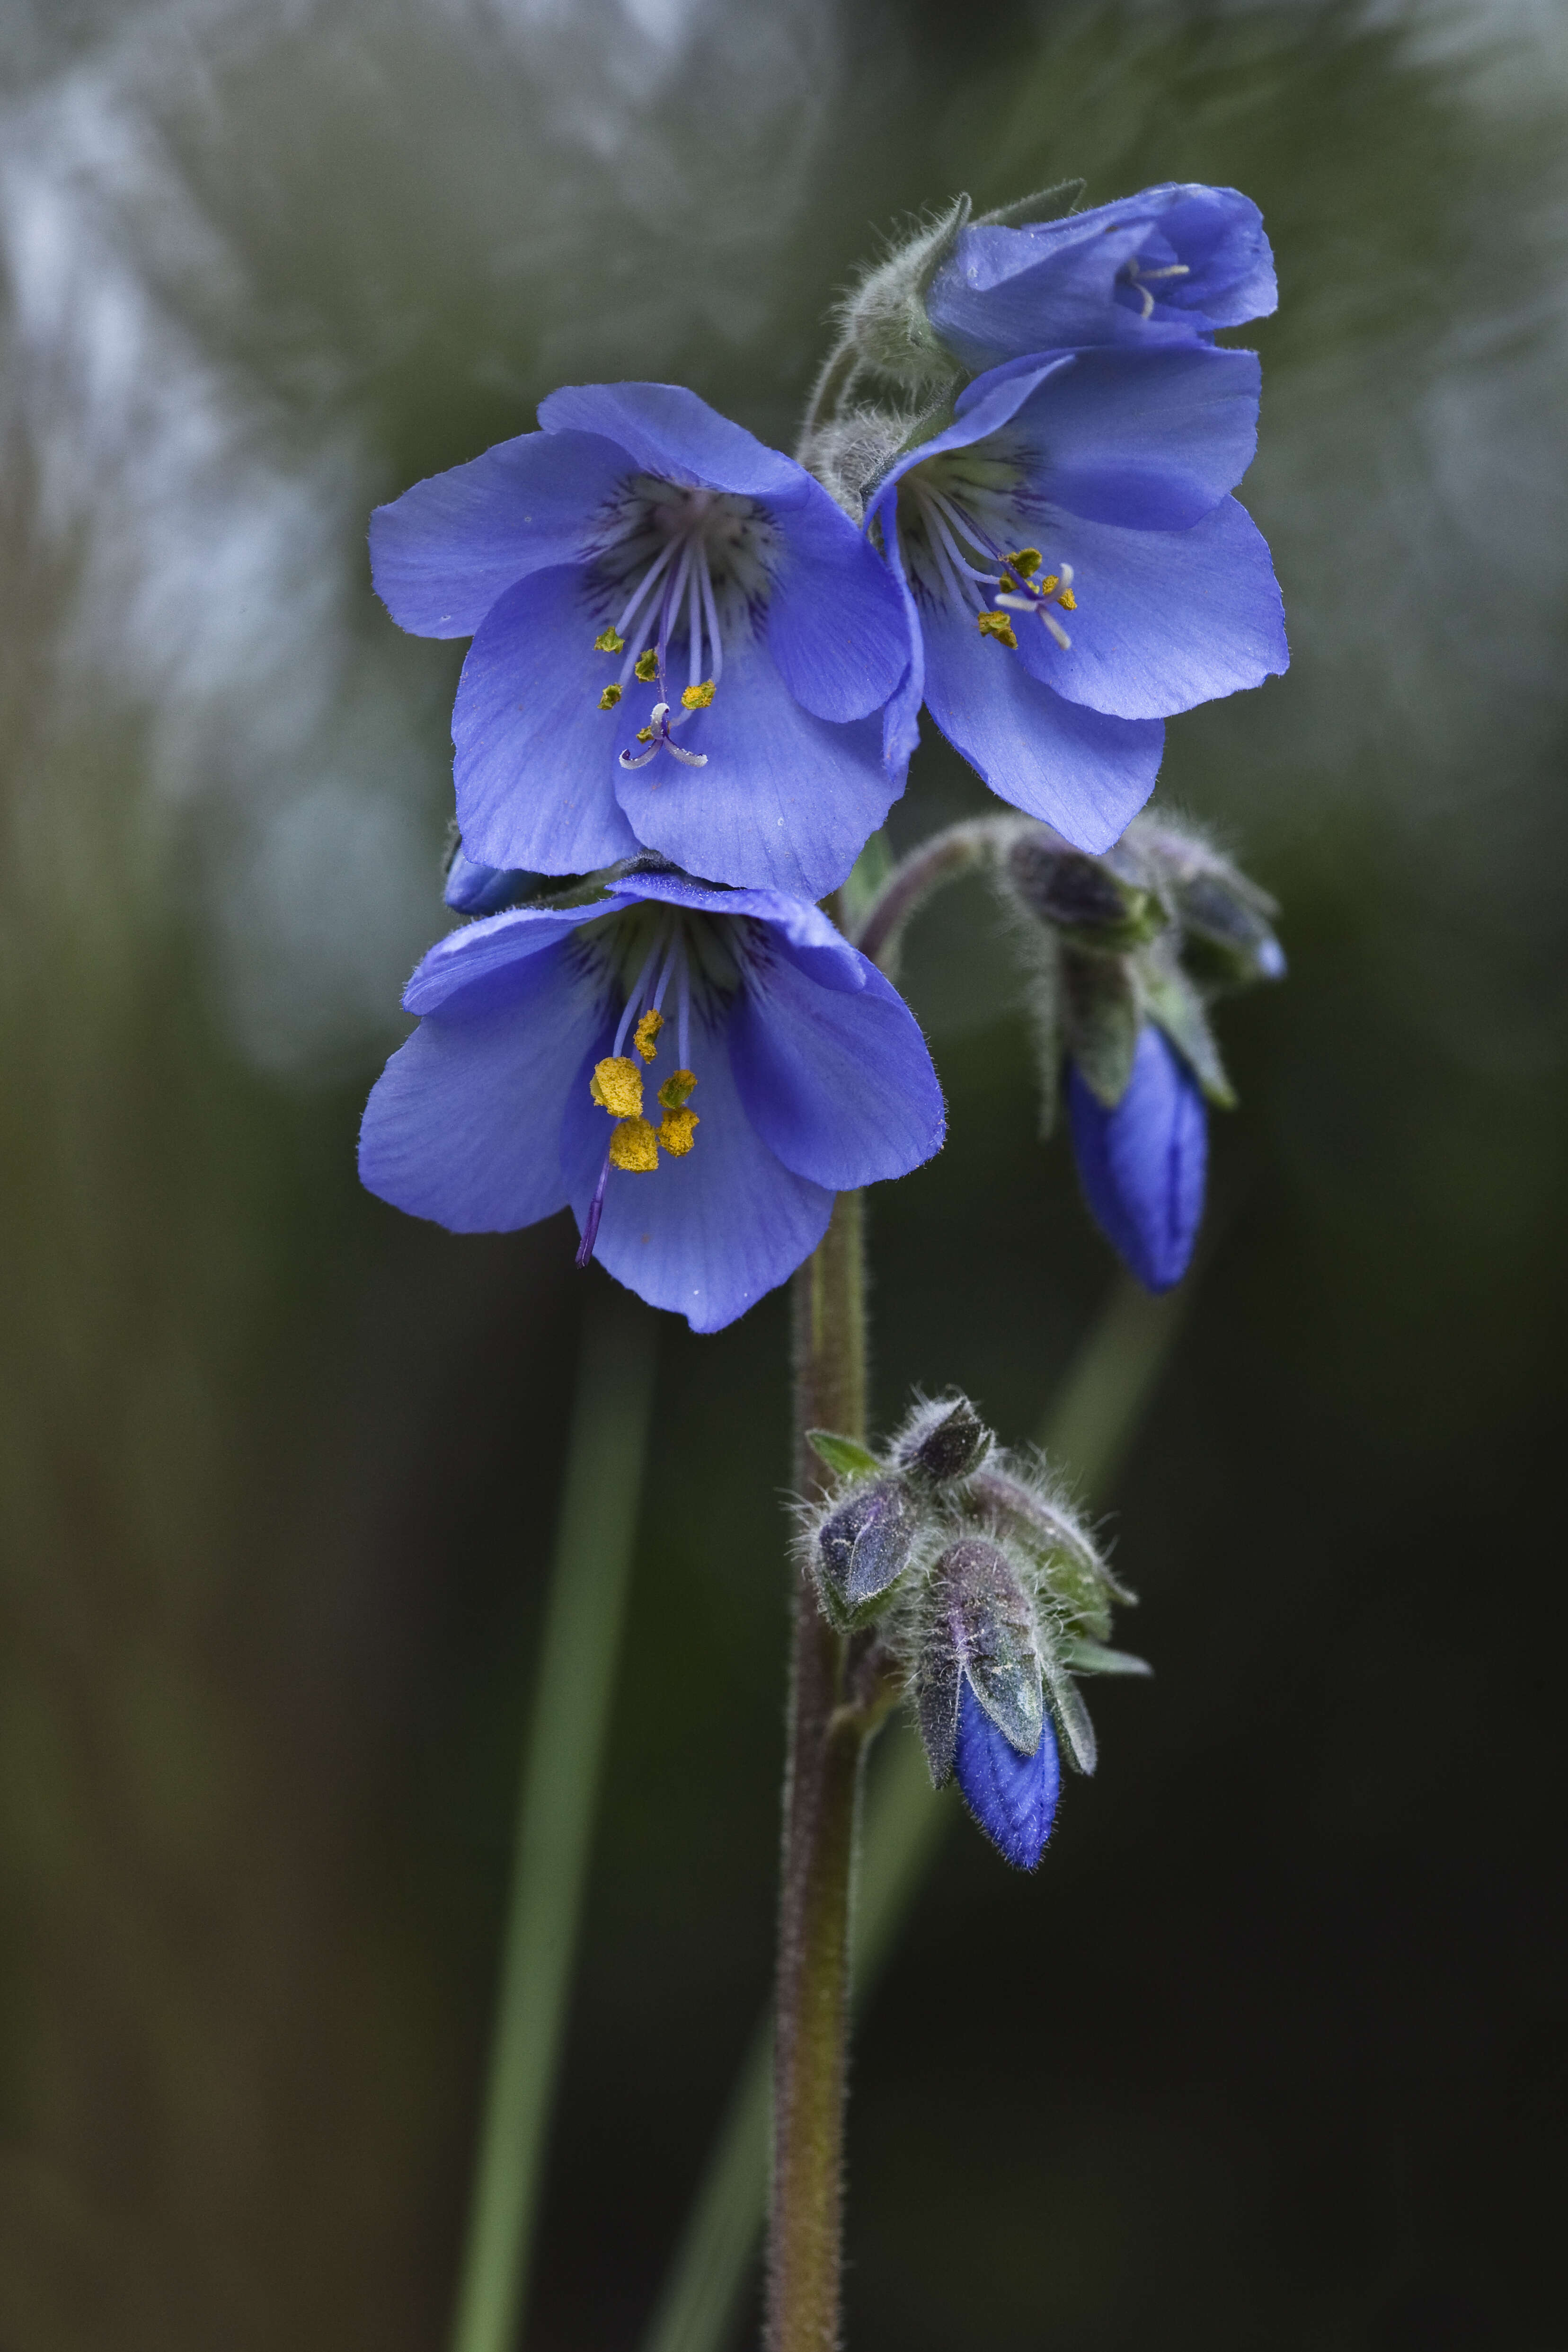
[443,846,545,916]
[1011,495,1288,721]
[728,914,946,1189]
[360,934,605,1232]
[453,566,642,875]
[370,429,630,638]
[954,1679,1060,1870]
[917,590,1163,852]
[611,632,897,899]
[766,479,913,722]
[1001,344,1261,530]
[560,995,833,1334]
[537,382,807,503]
[1068,1025,1207,1292]
[401,894,626,1017]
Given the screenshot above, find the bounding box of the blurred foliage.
[1,2,1565,2349]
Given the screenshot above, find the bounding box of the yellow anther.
[634,649,659,683]
[998,572,1019,595]
[599,683,623,710]
[977,610,1018,649]
[608,1115,660,1172]
[657,1068,697,1111]
[657,1107,699,1157]
[1008,548,1043,578]
[635,725,657,743]
[590,1055,643,1118]
[1037,573,1060,597]
[633,1008,664,1062]
[680,679,716,710]
[1057,587,1077,611]
[594,627,626,654]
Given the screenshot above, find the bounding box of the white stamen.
[611,538,679,645]
[613,929,666,1056]
[698,545,724,687]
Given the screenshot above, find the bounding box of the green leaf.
[1063,1638,1153,1677]
[806,1429,881,1479]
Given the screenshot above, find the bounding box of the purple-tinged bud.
[954,1680,1060,1870]
[816,1480,919,1621]
[1007,833,1164,952]
[1068,1024,1206,1293]
[917,1537,1043,1785]
[896,1396,991,1486]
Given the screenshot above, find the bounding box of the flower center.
[894,453,1078,655]
[585,478,777,771]
[1118,256,1191,321]
[573,907,741,1268]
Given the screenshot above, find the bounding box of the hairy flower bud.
[816,1479,920,1622]
[1006,832,1165,953]
[916,1536,1043,1785]
[896,1395,992,1486]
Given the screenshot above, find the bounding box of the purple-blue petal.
[359,937,602,1232]
[369,428,630,638]
[443,847,544,917]
[611,633,898,899]
[453,566,641,876]
[537,381,808,503]
[729,924,945,1190]
[918,591,1163,851]
[766,482,913,722]
[1000,344,1261,529]
[954,1679,1060,1870]
[1068,1024,1207,1292]
[1010,495,1288,721]
[559,1000,833,1334]
[401,893,627,1018]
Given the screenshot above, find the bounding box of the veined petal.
[1068,1024,1207,1292]
[766,481,913,722]
[360,938,601,1232]
[612,636,898,899]
[454,566,642,875]
[1011,496,1288,720]
[370,428,630,638]
[730,925,945,1189]
[401,893,628,1017]
[1004,345,1261,528]
[954,1680,1060,1870]
[919,592,1163,852]
[538,381,807,503]
[561,1002,833,1333]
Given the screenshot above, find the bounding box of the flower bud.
[1068,1023,1206,1292]
[916,1537,1043,1785]
[816,1479,919,1622]
[1006,832,1165,952]
[895,1395,992,1486]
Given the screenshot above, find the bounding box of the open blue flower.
[865,345,1287,850]
[371,385,914,900]
[928,183,1276,371]
[1068,1023,1207,1292]
[359,867,945,1333]
[954,1680,1061,1871]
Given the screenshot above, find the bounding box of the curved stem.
[851,816,1023,973]
[797,338,861,453]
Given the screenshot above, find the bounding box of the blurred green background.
[2,1,1565,2346]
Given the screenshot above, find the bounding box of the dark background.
[1,1,1564,2346]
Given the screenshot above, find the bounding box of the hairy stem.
[767,1190,869,2352]
[447,1293,656,2352]
[851,816,1022,973]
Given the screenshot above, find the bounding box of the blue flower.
[865,346,1287,850]
[370,384,914,900]
[359,867,945,1333]
[954,1680,1061,1871]
[928,183,1276,371]
[1068,1023,1207,1292]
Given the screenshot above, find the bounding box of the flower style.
[1068,1022,1207,1293]
[927,183,1276,372]
[370,385,914,900]
[359,867,945,1333]
[866,345,1287,849]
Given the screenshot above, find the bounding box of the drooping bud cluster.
[802,1397,1147,1870]
[998,813,1284,1292]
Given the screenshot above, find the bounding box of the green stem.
[850,816,1021,975]
[766,1189,870,2352]
[448,1291,657,2352]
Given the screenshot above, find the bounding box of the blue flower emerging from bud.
[866,347,1286,850]
[954,1680,1061,1872]
[927,183,1276,371]
[359,867,945,1332]
[371,384,914,900]
[1068,1023,1207,1292]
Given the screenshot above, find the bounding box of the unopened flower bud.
[896,1396,992,1486]
[816,1480,919,1621]
[1006,833,1164,952]
[916,1537,1043,1785]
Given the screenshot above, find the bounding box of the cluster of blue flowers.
[359,179,1285,1340]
